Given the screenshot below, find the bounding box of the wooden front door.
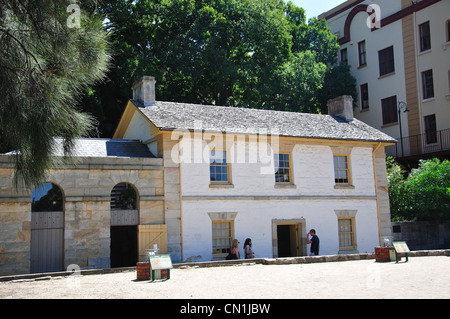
[30,211,64,273]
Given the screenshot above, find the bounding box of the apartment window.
[419,21,431,52]
[338,218,355,250]
[424,114,437,144]
[358,41,367,67]
[274,153,291,183]
[447,20,450,42]
[448,70,450,93]
[378,46,395,76]
[422,69,435,100]
[210,149,230,183]
[333,155,350,184]
[212,221,233,258]
[340,48,348,65]
[360,83,369,110]
[381,95,398,125]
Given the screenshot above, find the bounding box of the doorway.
[277,224,300,257]
[30,183,64,273]
[110,225,138,268]
[272,219,306,258]
[110,183,139,268]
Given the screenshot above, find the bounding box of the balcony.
[385,129,450,159]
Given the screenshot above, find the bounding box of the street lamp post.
[398,101,409,157]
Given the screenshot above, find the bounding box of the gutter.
[372,142,382,246]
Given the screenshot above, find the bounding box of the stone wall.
[0,155,164,276]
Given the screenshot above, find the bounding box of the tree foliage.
[387,157,450,221]
[86,0,356,136]
[0,0,110,188]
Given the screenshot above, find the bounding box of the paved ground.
[0,255,449,300]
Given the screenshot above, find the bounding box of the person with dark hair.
[243,238,255,259]
[306,229,320,256]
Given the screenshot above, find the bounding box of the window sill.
[418,48,432,56]
[381,122,398,129]
[209,183,234,189]
[378,71,395,80]
[274,183,296,189]
[338,249,359,255]
[334,184,355,190]
[357,64,367,70]
[422,97,435,103]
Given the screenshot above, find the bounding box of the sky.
[289,0,348,20]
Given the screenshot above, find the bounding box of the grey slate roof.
[52,138,155,158]
[134,100,396,143]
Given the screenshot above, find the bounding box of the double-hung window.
[274,153,291,183]
[381,96,398,126]
[419,21,431,52]
[333,155,350,185]
[422,69,435,100]
[378,46,395,76]
[210,149,230,183]
[212,221,233,258]
[338,218,355,250]
[358,41,367,67]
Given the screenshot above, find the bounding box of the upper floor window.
[381,95,398,125]
[378,46,395,76]
[358,41,367,67]
[424,114,437,145]
[274,153,291,184]
[333,155,350,184]
[419,21,431,52]
[422,69,435,100]
[360,83,369,110]
[340,48,348,65]
[210,149,230,183]
[447,20,450,42]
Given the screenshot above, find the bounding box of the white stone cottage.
[0,76,395,275]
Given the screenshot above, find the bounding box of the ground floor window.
[338,218,355,250]
[212,221,233,258]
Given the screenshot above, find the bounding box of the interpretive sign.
[393,241,410,263]
[393,241,410,253]
[149,254,173,270]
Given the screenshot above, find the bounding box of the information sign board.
[148,254,173,270]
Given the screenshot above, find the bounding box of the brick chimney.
[327,95,354,122]
[132,76,156,107]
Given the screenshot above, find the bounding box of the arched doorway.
[30,182,64,273]
[110,183,139,268]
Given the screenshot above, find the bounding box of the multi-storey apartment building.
[320,0,450,163]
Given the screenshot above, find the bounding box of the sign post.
[392,241,410,263]
[148,254,173,281]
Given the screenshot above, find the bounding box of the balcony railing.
[385,129,450,159]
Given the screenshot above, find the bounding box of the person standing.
[306,229,320,256]
[226,239,240,260]
[243,238,255,259]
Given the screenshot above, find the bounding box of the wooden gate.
[138,224,167,261]
[30,211,64,273]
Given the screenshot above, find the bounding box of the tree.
[86,0,355,136]
[0,0,110,188]
[387,157,450,221]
